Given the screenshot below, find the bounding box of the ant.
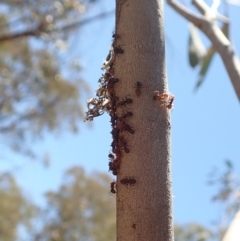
[110,95,119,112]
[107,78,119,92]
[111,128,119,139]
[110,181,116,194]
[153,91,174,110]
[111,140,118,153]
[120,177,136,186]
[104,72,112,79]
[114,46,124,54]
[108,153,115,160]
[98,76,104,84]
[119,135,130,153]
[117,120,134,134]
[109,77,119,83]
[108,161,114,171]
[124,124,134,134]
[112,32,120,39]
[166,95,174,109]
[110,115,116,125]
[108,160,119,175]
[117,97,133,107]
[118,111,133,120]
[135,81,143,97]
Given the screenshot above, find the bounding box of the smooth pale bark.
[114,0,174,240]
[167,0,240,101]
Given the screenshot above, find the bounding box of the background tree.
[0,0,113,156]
[32,167,116,241]
[0,172,36,241]
[0,164,239,240]
[174,223,213,241]
[207,160,240,240]
[166,0,240,238]
[167,0,240,100]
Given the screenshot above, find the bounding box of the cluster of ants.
[84,38,124,121]
[110,177,136,194]
[85,32,174,195]
[153,91,174,109]
[84,32,137,194]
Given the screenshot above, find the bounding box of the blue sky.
[2,0,240,230]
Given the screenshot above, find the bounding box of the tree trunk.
[222,211,240,241]
[113,0,174,240]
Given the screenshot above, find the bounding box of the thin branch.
[0,28,41,42]
[0,10,114,43]
[167,0,240,101]
[216,14,230,23]
[192,0,229,22]
[57,10,114,33]
[211,0,221,11]
[167,0,206,27]
[192,0,211,15]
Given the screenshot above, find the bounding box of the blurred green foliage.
[30,167,116,241]
[0,172,36,241]
[0,163,239,240]
[0,0,99,155]
[207,160,240,240]
[188,22,229,90]
[174,223,213,241]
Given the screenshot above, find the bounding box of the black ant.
[135,81,143,97]
[114,46,124,54]
[110,181,116,194]
[120,177,136,186]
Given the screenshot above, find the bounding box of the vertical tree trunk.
[113,0,174,240]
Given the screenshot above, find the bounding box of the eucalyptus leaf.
[188,23,206,68]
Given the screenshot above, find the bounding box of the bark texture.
[114,0,174,240]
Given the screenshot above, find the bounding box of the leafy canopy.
[0,0,100,155]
